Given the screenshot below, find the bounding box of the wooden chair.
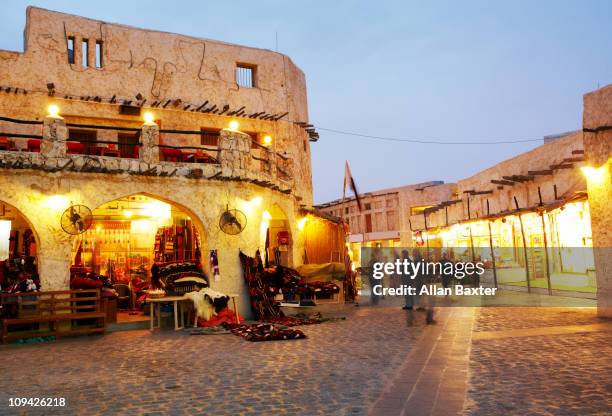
[66,141,86,155]
[27,139,42,152]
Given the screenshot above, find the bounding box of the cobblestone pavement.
[0,303,426,416]
[1,300,611,415]
[466,307,612,416]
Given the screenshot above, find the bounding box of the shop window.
[82,39,89,67]
[95,40,103,68]
[236,64,256,88]
[200,128,220,146]
[67,37,75,64]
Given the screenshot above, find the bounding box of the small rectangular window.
[95,41,103,68]
[82,39,89,67]
[67,37,75,64]
[236,64,255,88]
[364,203,372,211]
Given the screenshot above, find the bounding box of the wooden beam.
[528,169,553,176]
[562,156,585,163]
[550,163,573,170]
[491,179,514,186]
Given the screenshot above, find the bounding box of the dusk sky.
[2,1,611,203]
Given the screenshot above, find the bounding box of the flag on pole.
[343,160,362,211]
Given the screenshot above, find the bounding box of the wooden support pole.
[514,196,531,292]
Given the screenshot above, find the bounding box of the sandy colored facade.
[319,123,608,304]
[0,7,318,318]
[582,84,612,317]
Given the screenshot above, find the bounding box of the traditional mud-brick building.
[319,88,612,316]
[0,7,328,318]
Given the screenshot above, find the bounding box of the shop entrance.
[0,202,39,294]
[260,205,292,267]
[70,194,204,323]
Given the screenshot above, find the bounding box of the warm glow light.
[263,135,272,145]
[142,200,171,220]
[47,104,60,118]
[45,195,70,211]
[251,196,262,206]
[262,210,272,221]
[143,111,155,124]
[123,210,133,218]
[229,120,240,131]
[297,217,308,231]
[581,166,606,183]
[95,225,102,232]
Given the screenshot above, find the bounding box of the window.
[67,37,75,64]
[236,64,255,88]
[364,203,371,211]
[345,207,349,215]
[365,214,373,233]
[95,41,103,68]
[82,39,89,67]
[200,128,220,146]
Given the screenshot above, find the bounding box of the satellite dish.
[219,207,247,235]
[61,205,93,235]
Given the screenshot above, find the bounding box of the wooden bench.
[0,289,106,343]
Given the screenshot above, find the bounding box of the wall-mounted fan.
[219,206,247,235]
[61,205,93,235]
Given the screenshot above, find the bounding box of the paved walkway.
[0,299,610,415]
[369,308,474,416]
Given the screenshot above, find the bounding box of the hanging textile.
[210,249,220,282]
[239,250,284,320]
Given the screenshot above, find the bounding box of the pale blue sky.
[2,1,611,203]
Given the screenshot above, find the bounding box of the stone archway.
[0,200,42,292]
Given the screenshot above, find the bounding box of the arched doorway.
[0,201,40,293]
[260,204,293,267]
[70,194,206,323]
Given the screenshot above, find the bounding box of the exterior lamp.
[143,111,155,124]
[297,217,308,231]
[229,120,240,131]
[581,166,606,183]
[262,210,272,221]
[263,135,272,145]
[123,210,133,218]
[47,104,60,118]
[45,195,69,211]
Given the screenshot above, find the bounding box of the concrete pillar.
[140,122,160,163]
[218,129,252,178]
[583,85,612,318]
[41,115,67,158]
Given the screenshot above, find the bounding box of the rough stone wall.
[0,7,313,205]
[0,169,304,319]
[583,84,612,318]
